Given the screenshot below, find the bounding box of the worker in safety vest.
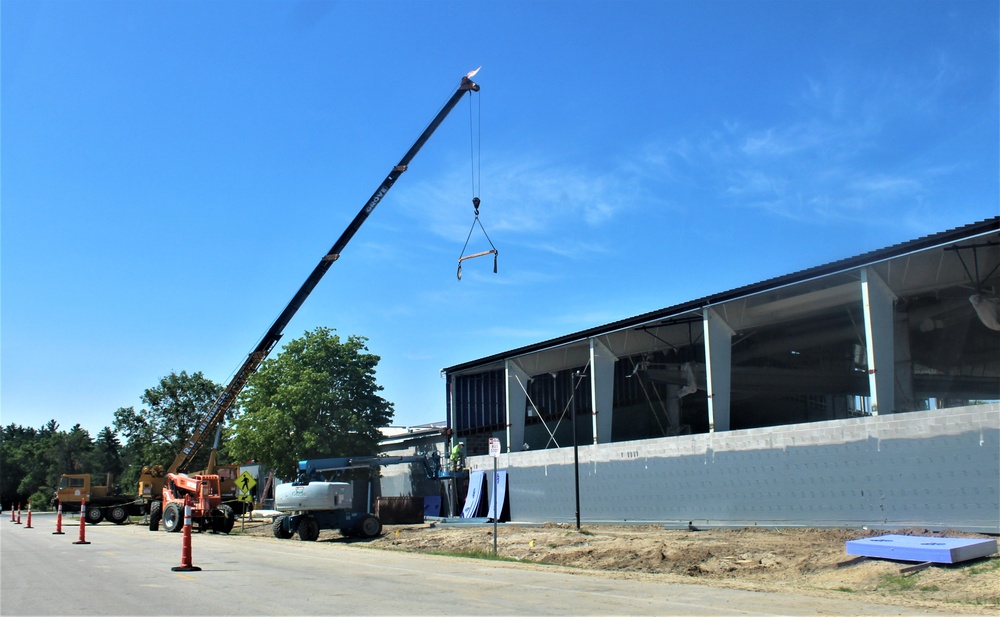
[450,442,464,471]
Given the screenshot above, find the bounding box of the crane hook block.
[472,197,480,215]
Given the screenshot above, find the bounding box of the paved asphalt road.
[3,512,952,616]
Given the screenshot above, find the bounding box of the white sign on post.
[488,437,501,457]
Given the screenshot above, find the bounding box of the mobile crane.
[138,69,482,525]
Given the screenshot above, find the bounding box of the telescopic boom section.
[168,71,481,474]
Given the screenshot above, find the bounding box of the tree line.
[1,327,394,510]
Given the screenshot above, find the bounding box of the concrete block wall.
[467,403,999,532]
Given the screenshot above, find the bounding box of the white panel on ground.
[461,470,488,518]
[487,470,509,521]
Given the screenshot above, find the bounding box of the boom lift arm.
[295,453,444,483]
[167,69,482,474]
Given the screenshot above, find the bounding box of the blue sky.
[3,0,997,438]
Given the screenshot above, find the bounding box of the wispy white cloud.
[395,53,988,252]
[397,153,665,249]
[636,62,978,225]
[848,174,924,197]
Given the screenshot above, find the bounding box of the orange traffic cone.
[73,498,91,545]
[171,495,201,572]
[15,503,21,524]
[24,502,33,529]
[10,503,16,522]
[53,500,65,535]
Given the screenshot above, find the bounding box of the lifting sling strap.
[457,197,498,280]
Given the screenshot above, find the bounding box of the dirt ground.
[235,517,999,614]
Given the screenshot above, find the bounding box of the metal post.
[493,456,498,555]
[367,467,375,515]
[573,371,582,530]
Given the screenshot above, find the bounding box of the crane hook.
[456,196,498,281]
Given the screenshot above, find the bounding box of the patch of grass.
[428,548,521,562]
[878,573,918,592]
[965,558,1000,577]
[876,572,951,594]
[835,586,854,593]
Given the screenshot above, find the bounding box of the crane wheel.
[109,506,129,524]
[85,506,104,525]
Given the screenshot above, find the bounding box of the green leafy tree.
[1,423,39,509]
[22,421,89,509]
[52,424,97,476]
[94,426,124,480]
[228,327,394,478]
[0,420,109,511]
[113,371,225,488]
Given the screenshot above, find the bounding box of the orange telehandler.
[147,472,235,533]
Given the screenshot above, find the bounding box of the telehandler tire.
[222,504,236,533]
[148,501,161,531]
[212,504,235,534]
[162,502,183,533]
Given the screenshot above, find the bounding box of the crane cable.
[457,88,497,281]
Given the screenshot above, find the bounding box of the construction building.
[441,217,1000,532]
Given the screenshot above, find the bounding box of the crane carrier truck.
[54,474,144,524]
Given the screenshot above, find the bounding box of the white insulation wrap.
[275,482,352,511]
